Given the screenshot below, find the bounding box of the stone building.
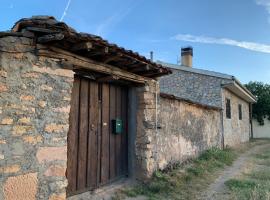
[159,47,257,148]
[0,17,256,199]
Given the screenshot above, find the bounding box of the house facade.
[0,17,256,200]
[159,47,256,147]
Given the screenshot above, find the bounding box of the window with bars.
[226,98,231,119]
[238,104,242,120]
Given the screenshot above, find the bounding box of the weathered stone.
[36,146,67,163]
[52,106,70,113]
[18,117,31,124]
[22,135,43,144]
[12,125,33,136]
[49,193,66,200]
[44,165,66,177]
[38,100,47,108]
[45,124,69,133]
[49,180,68,191]
[0,84,8,92]
[21,72,40,78]
[33,65,74,78]
[1,118,13,125]
[12,142,25,156]
[20,95,35,101]
[0,139,6,144]
[0,154,5,160]
[0,70,7,77]
[63,96,71,101]
[3,173,37,200]
[41,84,53,91]
[0,164,20,173]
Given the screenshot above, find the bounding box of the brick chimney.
[181,47,193,67]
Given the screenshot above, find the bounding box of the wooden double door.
[67,75,128,195]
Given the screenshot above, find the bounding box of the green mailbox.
[112,119,123,134]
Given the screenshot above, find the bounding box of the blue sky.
[1,0,270,83]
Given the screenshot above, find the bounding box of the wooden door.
[67,75,128,196]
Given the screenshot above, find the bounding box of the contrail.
[173,34,270,54]
[60,0,72,21]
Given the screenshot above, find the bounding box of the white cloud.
[60,0,72,21]
[255,0,270,23]
[95,0,137,36]
[173,34,270,54]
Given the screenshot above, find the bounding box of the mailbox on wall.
[112,119,123,134]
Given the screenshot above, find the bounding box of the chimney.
[181,47,193,67]
[150,51,153,61]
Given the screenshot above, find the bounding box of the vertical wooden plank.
[77,78,89,190]
[67,76,80,194]
[87,81,99,189]
[100,83,110,184]
[97,83,102,186]
[115,86,122,177]
[121,87,128,175]
[109,85,116,180]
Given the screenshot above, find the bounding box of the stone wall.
[134,81,222,179]
[156,96,222,170]
[222,89,250,146]
[160,68,233,107]
[0,36,73,200]
[135,80,158,179]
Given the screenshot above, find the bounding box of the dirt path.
[200,143,270,200]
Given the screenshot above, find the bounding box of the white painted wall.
[253,118,270,138]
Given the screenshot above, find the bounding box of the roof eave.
[222,81,257,103]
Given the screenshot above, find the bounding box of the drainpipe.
[249,103,254,139]
[220,89,225,149]
[154,80,159,170]
[220,109,225,149]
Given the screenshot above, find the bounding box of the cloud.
[95,0,137,36]
[173,34,270,54]
[60,0,72,21]
[255,0,270,23]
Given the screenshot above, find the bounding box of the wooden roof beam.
[71,42,92,51]
[96,75,119,82]
[37,33,64,43]
[36,45,147,84]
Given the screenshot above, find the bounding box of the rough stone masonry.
[0,36,73,200]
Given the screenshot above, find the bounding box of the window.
[238,104,242,120]
[226,98,231,119]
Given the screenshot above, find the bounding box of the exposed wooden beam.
[26,27,60,34]
[129,65,150,73]
[36,45,147,84]
[37,33,65,43]
[102,54,122,64]
[96,75,119,82]
[71,42,92,51]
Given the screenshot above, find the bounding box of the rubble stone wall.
[134,81,222,179]
[156,96,222,170]
[0,36,73,200]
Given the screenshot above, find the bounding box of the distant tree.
[245,82,270,125]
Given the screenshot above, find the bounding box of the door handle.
[91,124,95,131]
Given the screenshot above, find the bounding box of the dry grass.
[225,140,270,200]
[113,139,270,200]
